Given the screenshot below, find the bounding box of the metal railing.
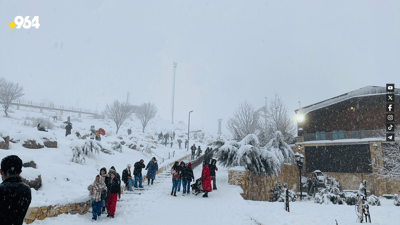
[303,130,384,142]
[2,99,98,115]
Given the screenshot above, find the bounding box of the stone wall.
[24,201,90,224]
[228,163,300,201]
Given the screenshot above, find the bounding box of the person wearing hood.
[108,166,121,187]
[182,162,195,196]
[0,155,32,225]
[133,159,145,188]
[170,161,181,196]
[201,161,212,197]
[99,168,109,213]
[122,164,134,191]
[208,159,218,190]
[89,175,107,221]
[105,170,121,218]
[145,157,158,185]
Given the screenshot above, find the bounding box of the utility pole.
[126,92,130,105]
[187,110,193,152]
[171,62,177,124]
[217,119,222,138]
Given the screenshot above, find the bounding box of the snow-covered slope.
[0,105,219,207]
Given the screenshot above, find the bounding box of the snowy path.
[24,163,399,225]
[28,164,259,225]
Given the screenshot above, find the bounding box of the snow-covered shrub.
[35,117,55,129]
[394,194,400,206]
[215,132,295,177]
[70,139,101,164]
[278,189,297,202]
[71,146,85,164]
[111,141,122,153]
[367,195,381,206]
[345,192,357,205]
[314,178,345,205]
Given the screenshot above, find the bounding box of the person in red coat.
[201,161,212,197]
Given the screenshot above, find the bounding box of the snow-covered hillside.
[0,105,222,207]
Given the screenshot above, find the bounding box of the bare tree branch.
[135,102,157,133]
[227,101,261,141]
[0,78,24,117]
[260,93,296,144]
[104,100,134,134]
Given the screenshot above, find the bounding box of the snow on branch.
[215,132,295,177]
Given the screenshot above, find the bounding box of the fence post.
[173,151,175,157]
[168,152,170,159]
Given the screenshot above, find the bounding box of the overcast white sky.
[1,0,399,134]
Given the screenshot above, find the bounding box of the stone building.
[229,86,400,200]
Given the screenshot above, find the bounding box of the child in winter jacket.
[89,175,107,221]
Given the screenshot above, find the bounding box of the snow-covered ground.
[24,163,399,225]
[1,106,398,225]
[0,105,215,207]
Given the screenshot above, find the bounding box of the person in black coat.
[208,159,218,190]
[99,167,109,213]
[122,164,134,191]
[65,122,72,137]
[105,170,121,218]
[0,155,32,225]
[181,162,195,195]
[133,159,145,188]
[108,166,121,187]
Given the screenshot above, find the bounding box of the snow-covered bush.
[278,188,297,202]
[394,194,400,206]
[70,139,101,164]
[367,195,381,206]
[71,146,85,164]
[314,178,345,205]
[215,131,295,177]
[111,141,122,152]
[24,116,54,129]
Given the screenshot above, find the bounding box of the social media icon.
[386,104,394,112]
[386,114,394,122]
[386,133,395,142]
[386,123,395,132]
[386,84,395,92]
[386,94,395,102]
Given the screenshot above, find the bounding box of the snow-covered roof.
[295,86,400,115]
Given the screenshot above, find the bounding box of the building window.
[338,130,345,139]
[332,130,338,140]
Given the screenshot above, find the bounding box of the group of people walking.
[190,144,213,161]
[171,158,218,198]
[88,157,158,221]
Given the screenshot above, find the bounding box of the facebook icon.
[386,104,394,112]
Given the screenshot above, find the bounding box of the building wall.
[301,95,400,134]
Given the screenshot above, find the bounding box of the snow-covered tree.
[260,93,296,145]
[215,132,295,177]
[104,100,134,134]
[227,101,261,141]
[0,78,24,116]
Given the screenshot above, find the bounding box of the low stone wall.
[228,163,299,201]
[24,201,90,224]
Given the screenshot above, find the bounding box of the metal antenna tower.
[171,62,177,124]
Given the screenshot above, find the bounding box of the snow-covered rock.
[21,167,42,190]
